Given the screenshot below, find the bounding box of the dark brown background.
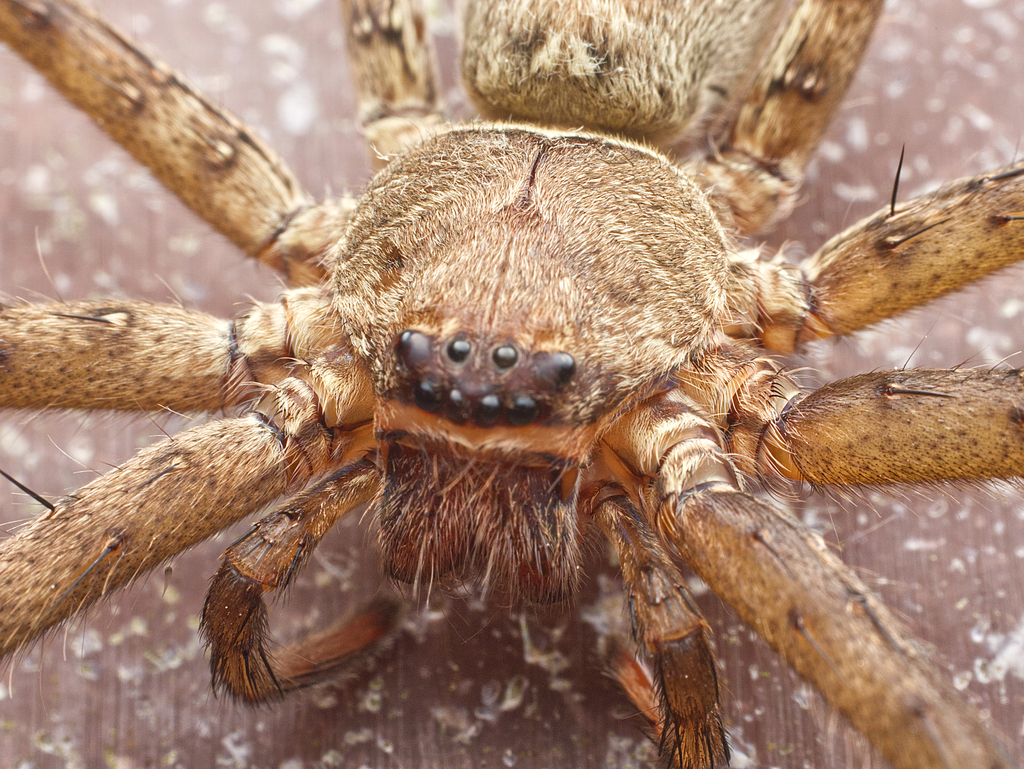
[0,1,1022,767]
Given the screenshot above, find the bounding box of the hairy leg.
[600,386,1017,769]
[0,289,345,412]
[0,370,367,659]
[341,0,443,166]
[202,458,398,703]
[683,0,885,233]
[595,493,728,769]
[728,160,1024,352]
[0,0,355,286]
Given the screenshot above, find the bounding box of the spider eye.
[445,388,470,424]
[534,351,576,390]
[506,395,538,426]
[446,338,472,363]
[492,345,518,369]
[413,379,444,412]
[475,394,502,425]
[396,329,432,369]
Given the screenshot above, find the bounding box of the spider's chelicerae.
[0,1,1022,767]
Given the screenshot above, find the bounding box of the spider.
[0,1,1019,769]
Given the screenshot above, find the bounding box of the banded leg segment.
[686,0,884,232]
[202,459,396,703]
[342,0,443,165]
[0,289,346,412]
[0,372,365,658]
[730,160,1024,352]
[603,390,1016,769]
[0,0,350,286]
[595,494,728,769]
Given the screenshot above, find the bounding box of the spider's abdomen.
[462,0,787,149]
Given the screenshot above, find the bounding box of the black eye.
[475,394,502,426]
[535,351,576,390]
[550,353,575,387]
[506,395,537,426]
[413,379,443,412]
[492,345,518,369]
[445,388,469,423]
[396,329,432,369]
[446,338,472,363]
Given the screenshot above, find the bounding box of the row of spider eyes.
[394,329,577,427]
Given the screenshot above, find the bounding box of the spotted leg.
[601,385,1018,769]
[0,368,368,659]
[728,159,1024,352]
[341,0,443,167]
[0,0,355,285]
[684,0,885,233]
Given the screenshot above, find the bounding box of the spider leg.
[341,0,443,167]
[728,158,1024,352]
[683,0,884,233]
[594,493,728,769]
[0,369,369,659]
[0,289,363,412]
[602,386,1017,769]
[680,349,1024,486]
[0,0,354,286]
[752,368,1024,486]
[201,458,399,703]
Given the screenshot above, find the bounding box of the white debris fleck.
[903,537,945,551]
[987,615,1024,681]
[262,33,306,81]
[1000,298,1023,318]
[953,670,973,690]
[963,104,994,132]
[21,163,52,202]
[817,140,845,163]
[217,730,252,769]
[89,192,120,226]
[499,675,528,711]
[274,0,325,19]
[845,116,869,151]
[71,628,104,658]
[278,81,318,135]
[833,182,877,203]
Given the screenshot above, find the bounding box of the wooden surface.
[0,1,1022,767]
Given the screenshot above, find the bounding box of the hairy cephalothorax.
[0,1,1022,768]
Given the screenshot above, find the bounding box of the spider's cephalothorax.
[0,1,1023,768]
[342,127,730,600]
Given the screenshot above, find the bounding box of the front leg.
[0,0,354,285]
[603,387,1017,769]
[594,493,728,769]
[0,364,371,659]
[0,288,355,412]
